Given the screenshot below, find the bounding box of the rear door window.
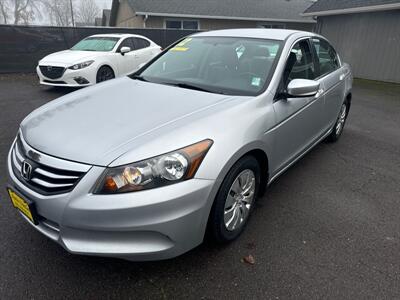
[311,38,340,77]
[133,38,150,50]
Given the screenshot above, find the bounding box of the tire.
[96,66,115,83]
[209,156,261,243]
[326,100,350,143]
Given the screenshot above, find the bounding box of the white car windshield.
[71,37,120,52]
[134,37,283,96]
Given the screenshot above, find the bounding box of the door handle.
[339,74,345,81]
[315,88,324,98]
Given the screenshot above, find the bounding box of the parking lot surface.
[0,74,399,299]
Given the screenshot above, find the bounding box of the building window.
[165,19,199,30]
[165,20,181,29]
[259,24,286,29]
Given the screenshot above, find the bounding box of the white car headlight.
[93,140,213,194]
[69,60,94,70]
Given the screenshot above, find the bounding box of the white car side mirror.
[120,47,131,55]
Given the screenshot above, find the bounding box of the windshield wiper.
[131,75,149,82]
[130,77,226,94]
[166,82,225,94]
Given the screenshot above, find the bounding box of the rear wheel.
[326,100,349,143]
[209,156,260,243]
[96,66,115,83]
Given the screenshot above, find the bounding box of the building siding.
[115,0,144,28]
[143,16,314,31]
[317,10,400,83]
[113,0,314,31]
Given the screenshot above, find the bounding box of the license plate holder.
[7,187,39,225]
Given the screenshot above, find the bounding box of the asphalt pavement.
[0,74,399,299]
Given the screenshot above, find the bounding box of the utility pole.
[70,0,75,27]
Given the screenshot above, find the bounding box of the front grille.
[11,135,87,196]
[39,66,66,79]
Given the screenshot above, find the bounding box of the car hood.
[21,77,236,166]
[40,50,105,65]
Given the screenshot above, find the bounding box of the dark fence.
[0,25,198,73]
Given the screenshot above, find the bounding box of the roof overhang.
[136,12,317,24]
[302,3,400,16]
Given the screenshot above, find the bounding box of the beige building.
[110,0,316,31]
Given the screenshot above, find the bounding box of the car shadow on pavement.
[41,86,80,95]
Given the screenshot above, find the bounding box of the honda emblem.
[21,161,33,181]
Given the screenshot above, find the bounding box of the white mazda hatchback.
[36,34,161,87]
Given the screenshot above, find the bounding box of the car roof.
[192,28,313,41]
[89,33,147,39]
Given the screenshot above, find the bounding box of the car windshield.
[71,37,119,52]
[133,36,283,96]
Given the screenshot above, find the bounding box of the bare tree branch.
[0,0,10,24]
[75,0,100,25]
[42,0,74,27]
[0,0,41,25]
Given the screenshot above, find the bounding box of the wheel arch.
[96,64,117,83]
[203,147,270,240]
[345,92,352,109]
[242,149,269,196]
[209,144,271,199]
[97,64,116,75]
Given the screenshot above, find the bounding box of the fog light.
[74,77,89,85]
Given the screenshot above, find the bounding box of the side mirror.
[120,47,131,55]
[287,79,320,97]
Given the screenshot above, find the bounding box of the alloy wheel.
[97,67,114,82]
[335,103,347,136]
[224,169,256,231]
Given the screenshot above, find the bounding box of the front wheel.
[326,100,349,143]
[96,66,115,83]
[208,156,260,243]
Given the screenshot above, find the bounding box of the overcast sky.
[33,0,113,25]
[95,0,113,10]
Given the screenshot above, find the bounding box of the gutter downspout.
[143,14,148,28]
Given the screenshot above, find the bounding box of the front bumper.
[36,65,97,87]
[7,144,216,261]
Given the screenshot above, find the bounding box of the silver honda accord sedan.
[7,29,352,261]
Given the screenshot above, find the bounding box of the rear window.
[311,38,340,77]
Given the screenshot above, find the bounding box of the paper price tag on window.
[171,38,193,51]
[177,38,192,47]
[251,77,262,87]
[171,47,189,52]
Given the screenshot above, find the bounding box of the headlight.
[69,60,94,70]
[93,140,213,194]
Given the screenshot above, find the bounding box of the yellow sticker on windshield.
[177,38,192,47]
[171,38,193,51]
[171,47,189,52]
